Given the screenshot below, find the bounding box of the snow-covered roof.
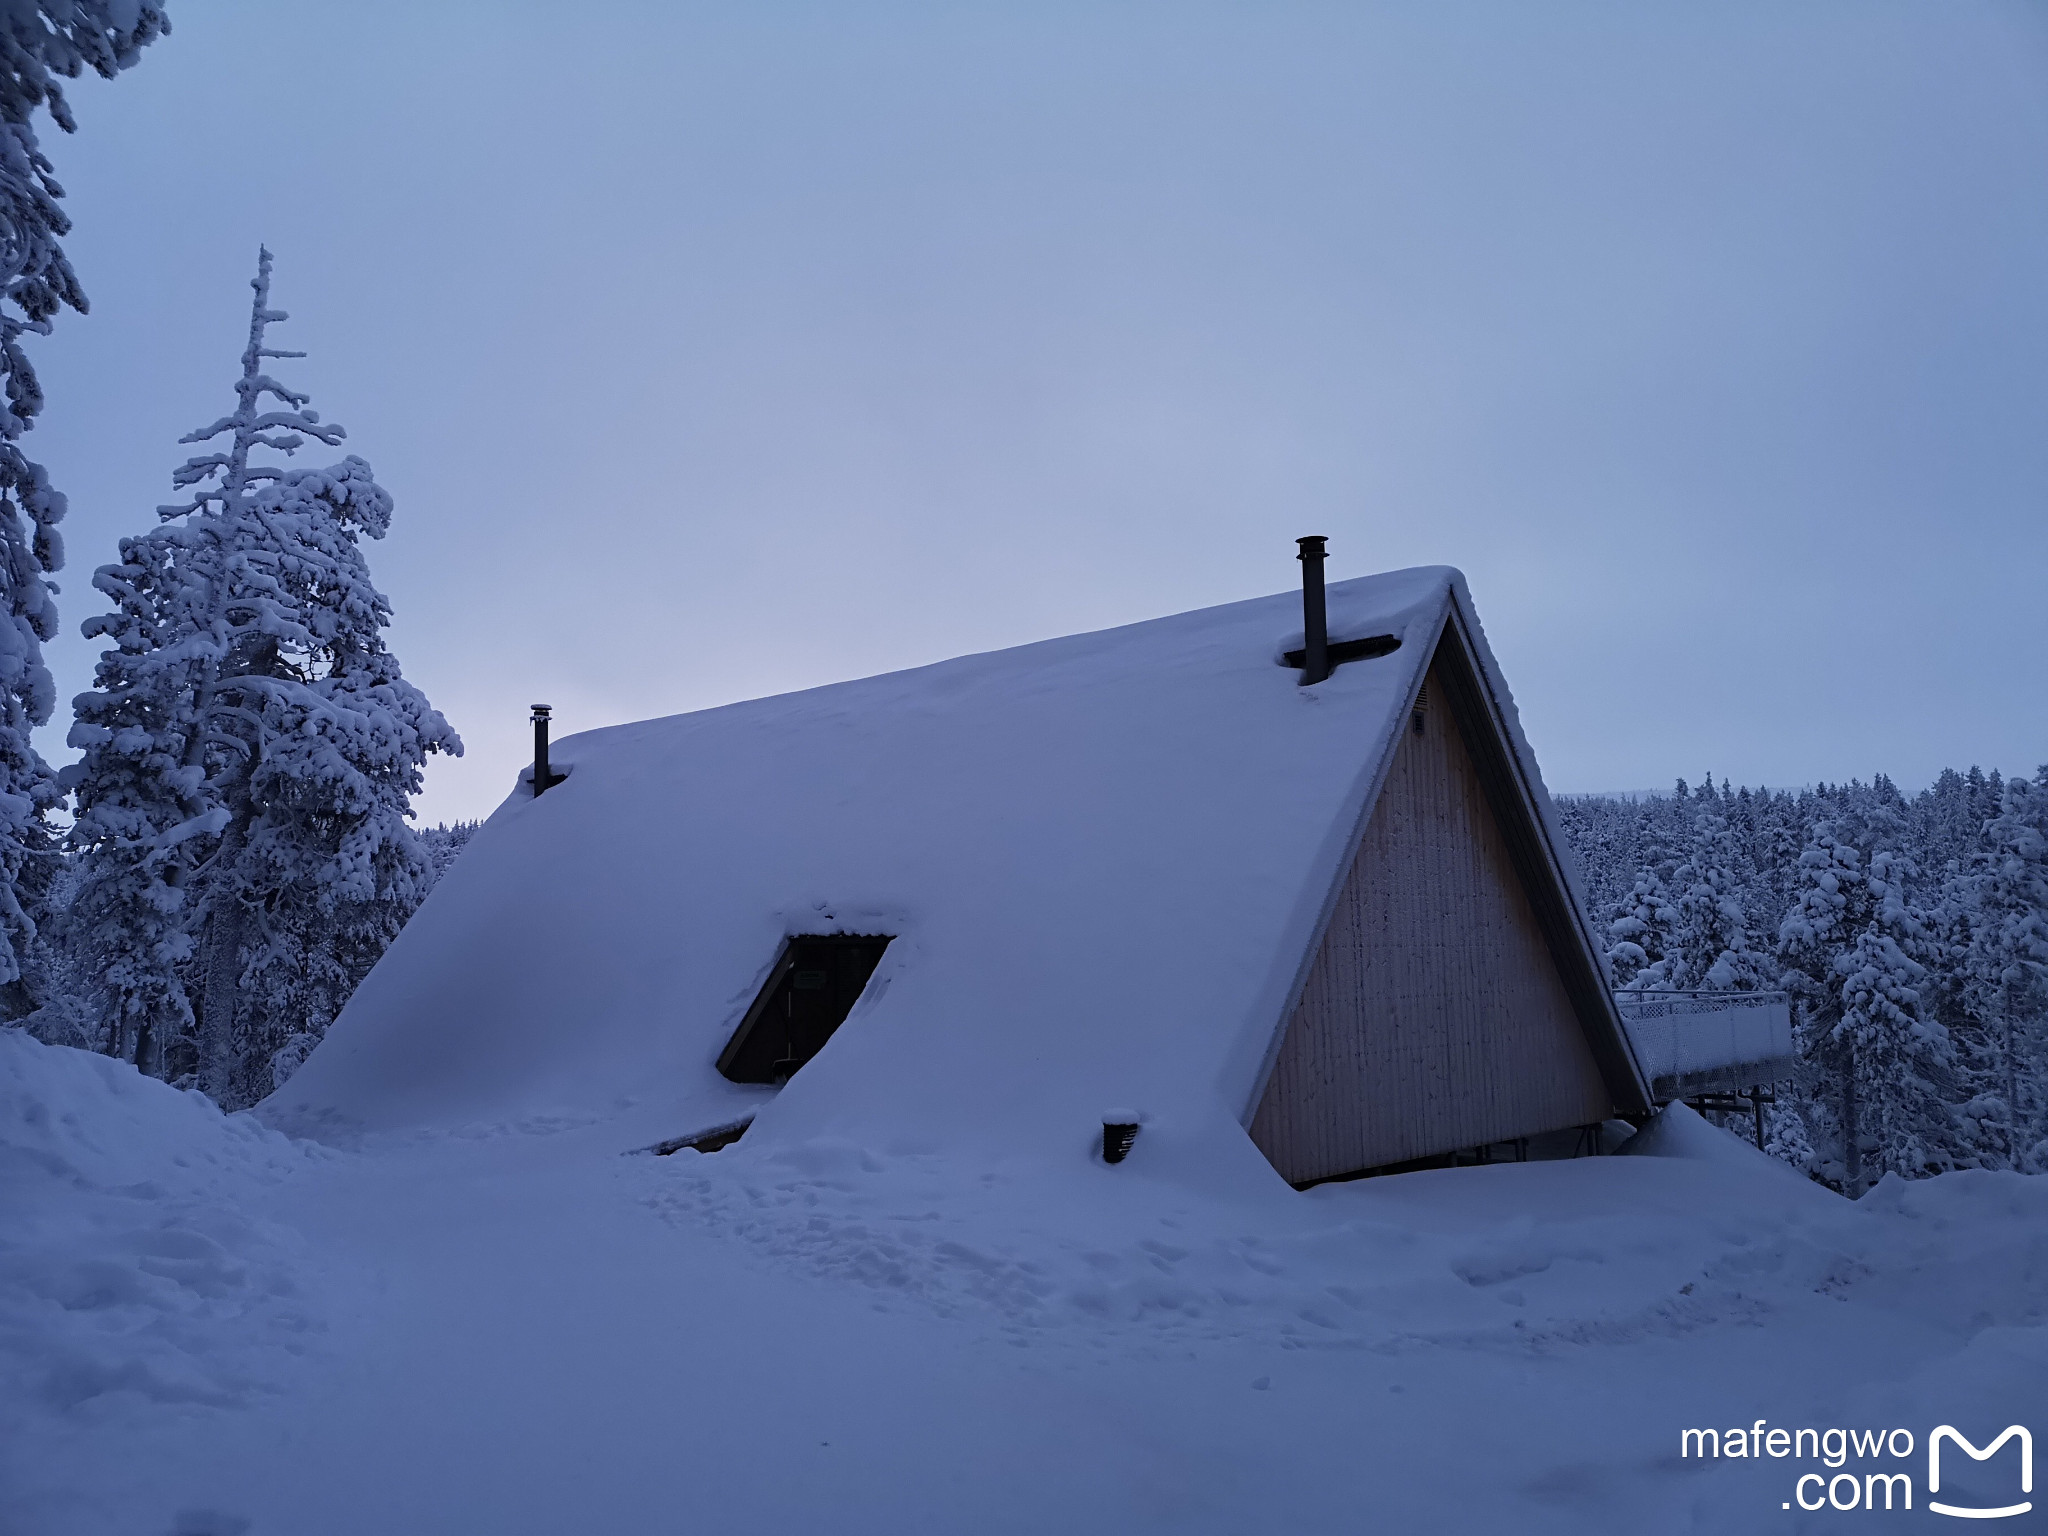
[271,566,1635,1175]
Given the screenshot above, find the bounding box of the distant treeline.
[1557,768,2047,1189]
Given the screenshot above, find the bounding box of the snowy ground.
[4,1030,2043,1536]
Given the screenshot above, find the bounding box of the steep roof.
[270,566,1646,1173]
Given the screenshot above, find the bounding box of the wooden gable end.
[1249,626,1620,1185]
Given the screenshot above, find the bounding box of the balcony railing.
[1612,988,1796,1101]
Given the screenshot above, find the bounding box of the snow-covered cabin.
[272,565,1652,1186]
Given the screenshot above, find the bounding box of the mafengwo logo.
[1679,1420,2032,1517]
[1929,1428,2034,1520]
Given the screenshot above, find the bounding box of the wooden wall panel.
[1249,652,1614,1184]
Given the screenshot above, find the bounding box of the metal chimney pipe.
[531,704,555,797]
[1296,536,1330,685]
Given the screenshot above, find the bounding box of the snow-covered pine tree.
[1775,810,1956,1189]
[1602,781,1693,987]
[1916,860,2007,1170]
[0,3,169,1016]
[1626,810,1768,992]
[1834,848,1957,1182]
[1762,1089,1819,1176]
[1962,769,2048,1171]
[1774,817,1871,1187]
[65,249,459,1104]
[1748,788,1809,944]
[1603,864,1673,989]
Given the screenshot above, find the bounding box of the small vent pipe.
[531,704,563,797]
[1101,1108,1141,1164]
[1296,535,1330,685]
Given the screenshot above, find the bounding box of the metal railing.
[1613,987,1791,1017]
[1612,988,1796,1100]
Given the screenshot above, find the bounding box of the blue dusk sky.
[24,1,2048,822]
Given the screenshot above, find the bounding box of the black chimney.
[1296,536,1330,685]
[531,704,562,797]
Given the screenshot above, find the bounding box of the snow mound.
[1849,1167,2048,1334]
[1616,1102,1836,1202]
[0,1031,323,1445]
[2,1029,307,1198]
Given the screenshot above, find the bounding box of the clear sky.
[23,1,2048,823]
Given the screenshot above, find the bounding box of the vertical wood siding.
[1249,653,1614,1184]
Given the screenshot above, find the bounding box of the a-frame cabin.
[270,559,1649,1184]
[1249,613,1633,1184]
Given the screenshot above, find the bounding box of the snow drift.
[0,1030,319,1444]
[11,1024,2047,1535]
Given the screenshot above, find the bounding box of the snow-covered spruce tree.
[64,249,459,1104]
[0,3,169,1017]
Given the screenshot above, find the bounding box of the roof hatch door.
[716,934,893,1084]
